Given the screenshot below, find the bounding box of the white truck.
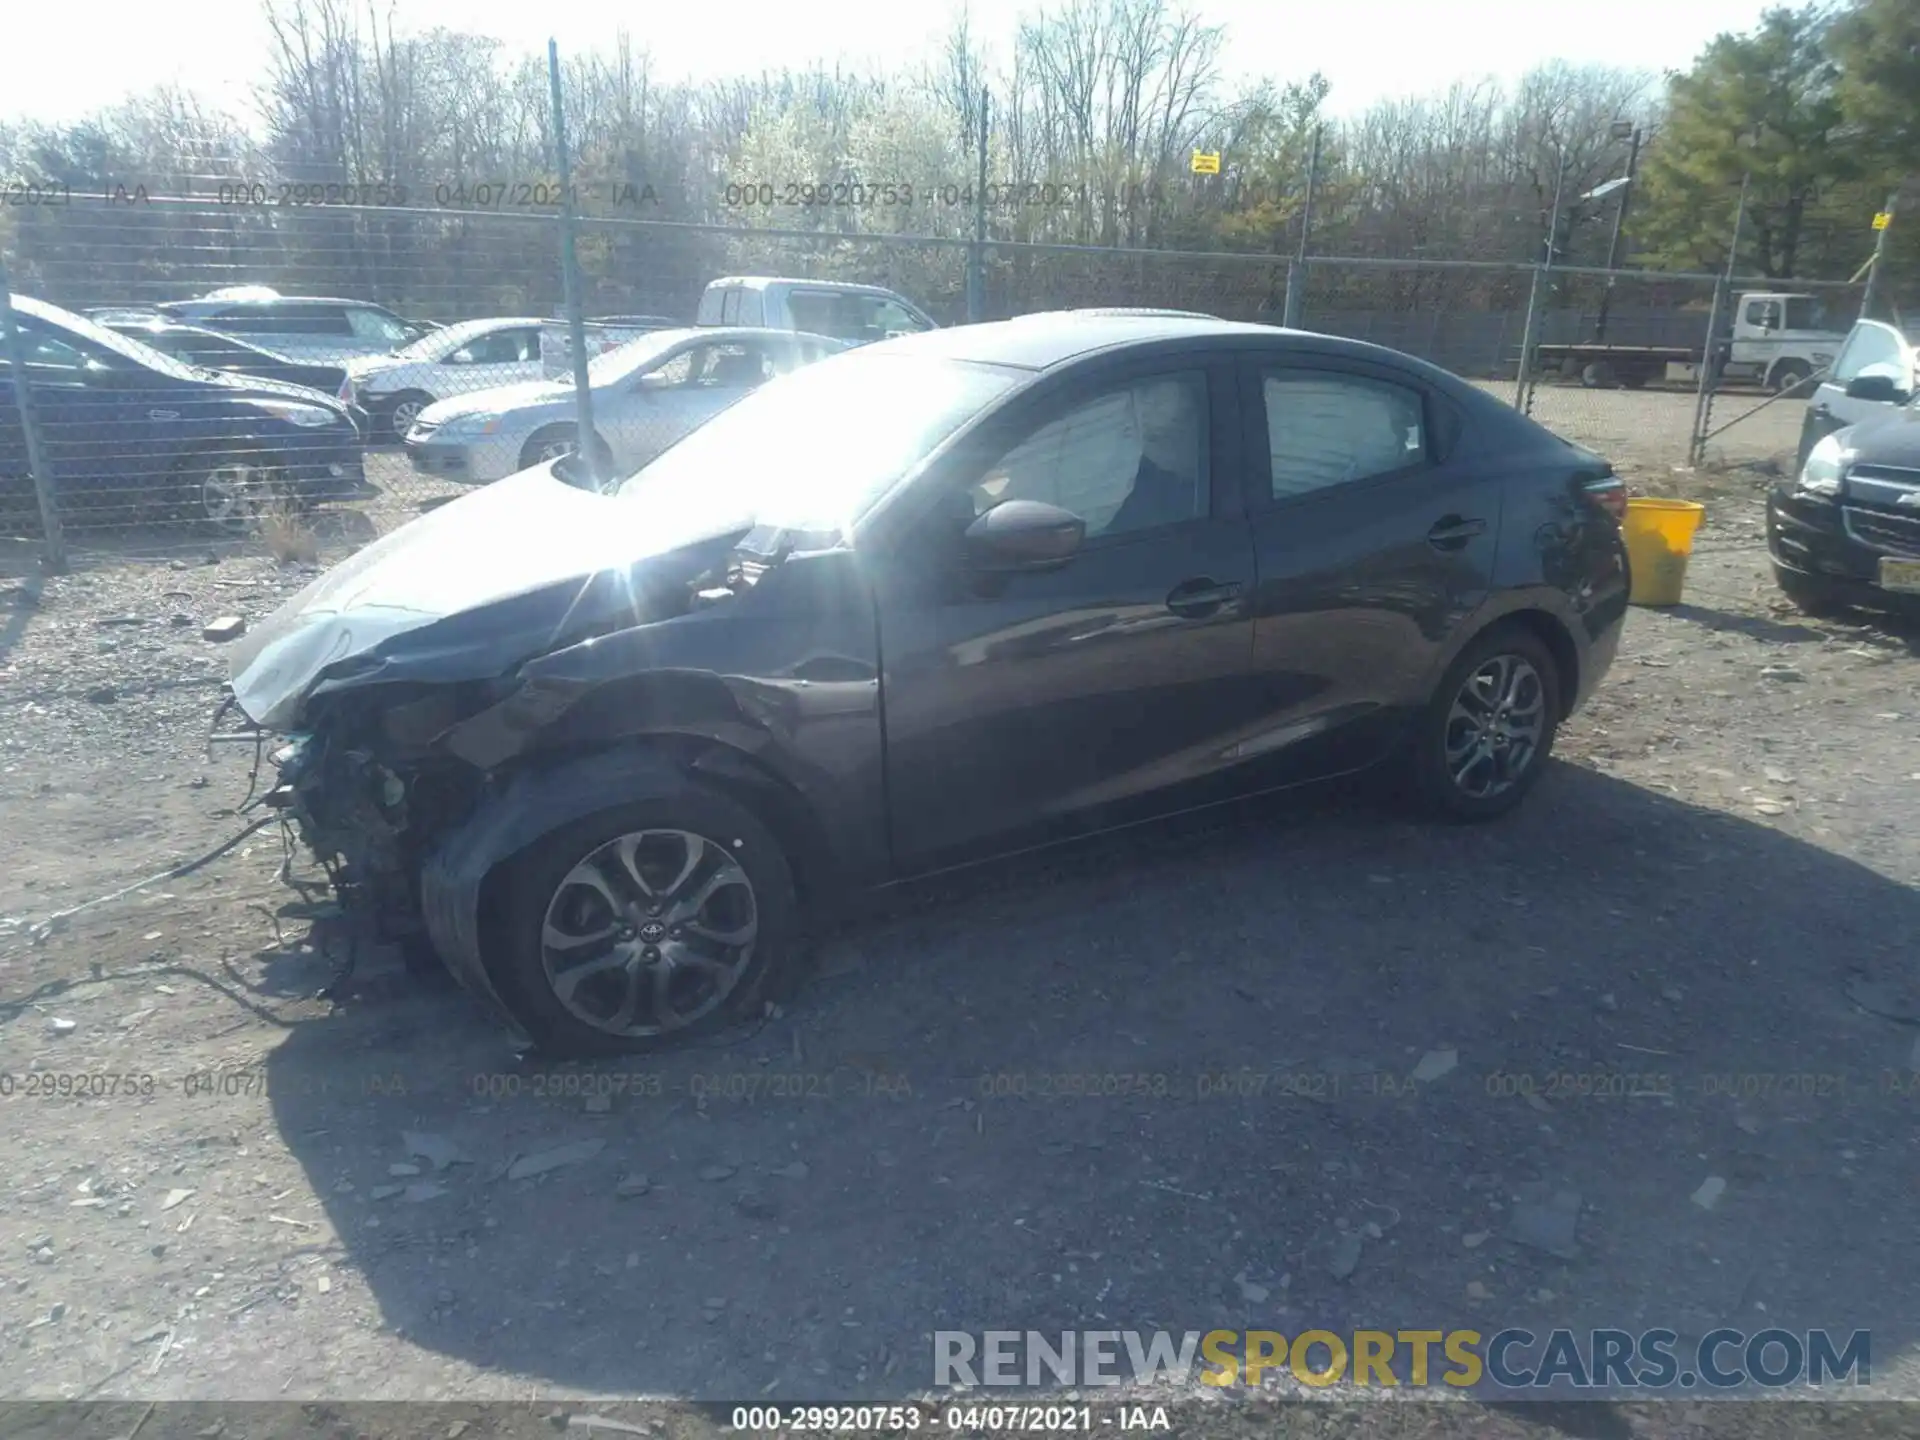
[1536,291,1849,393]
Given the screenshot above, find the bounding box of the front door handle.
[1427,515,1488,550]
[1165,577,1244,617]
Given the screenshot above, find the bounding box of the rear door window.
[346,306,412,345]
[1258,368,1429,501]
[786,290,853,340]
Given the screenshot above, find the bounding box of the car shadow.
[262,763,1918,1401]
[1664,603,1828,646]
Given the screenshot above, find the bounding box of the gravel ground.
[1,400,1917,1436]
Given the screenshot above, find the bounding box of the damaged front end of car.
[246,678,514,955]
[218,491,785,1030]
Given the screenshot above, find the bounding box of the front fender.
[419,745,695,1031]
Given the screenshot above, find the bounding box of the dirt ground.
[2,391,1918,1438]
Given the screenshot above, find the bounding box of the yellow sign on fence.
[1873,211,1892,230]
[1190,151,1221,175]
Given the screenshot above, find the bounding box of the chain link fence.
[0,173,1882,567]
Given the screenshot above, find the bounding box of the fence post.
[1281,126,1320,330]
[1512,154,1567,413]
[1859,189,1898,322]
[1689,174,1749,467]
[547,39,601,487]
[1281,259,1303,328]
[967,88,990,324]
[0,259,66,571]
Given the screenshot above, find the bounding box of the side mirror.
[1845,373,1909,405]
[964,499,1085,571]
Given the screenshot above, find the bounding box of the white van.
[695,277,935,347]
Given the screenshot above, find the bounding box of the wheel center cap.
[638,920,668,944]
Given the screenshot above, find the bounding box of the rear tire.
[493,782,800,1057]
[1407,624,1562,823]
[1769,361,1812,396]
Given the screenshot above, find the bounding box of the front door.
[875,359,1267,875]
[6,319,164,524]
[1233,355,1504,786]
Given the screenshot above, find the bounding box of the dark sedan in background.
[92,313,370,434]
[225,312,1629,1056]
[2,295,365,530]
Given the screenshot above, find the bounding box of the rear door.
[208,302,354,362]
[1800,321,1915,470]
[1232,352,1502,787]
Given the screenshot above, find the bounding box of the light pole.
[1591,121,1642,343]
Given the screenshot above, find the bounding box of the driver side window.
[967,373,1207,541]
[640,350,699,388]
[1832,324,1906,384]
[20,328,93,371]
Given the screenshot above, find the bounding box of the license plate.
[1880,557,1920,594]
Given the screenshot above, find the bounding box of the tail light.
[338,377,354,404]
[1582,472,1628,522]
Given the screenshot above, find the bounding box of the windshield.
[614,351,1023,533]
[12,294,205,382]
[586,329,698,385]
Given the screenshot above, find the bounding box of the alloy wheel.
[388,397,426,436]
[534,436,576,463]
[1443,653,1546,800]
[201,462,278,532]
[538,828,759,1038]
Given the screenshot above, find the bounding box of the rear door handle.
[1427,515,1488,550]
[1165,577,1244,617]
[1811,404,1832,420]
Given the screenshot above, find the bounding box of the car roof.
[162,296,381,310]
[642,326,841,346]
[864,312,1330,371]
[705,276,908,298]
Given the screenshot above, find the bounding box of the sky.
[5,0,1779,129]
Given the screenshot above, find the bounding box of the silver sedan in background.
[403,326,844,484]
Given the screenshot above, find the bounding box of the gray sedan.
[403,327,844,484]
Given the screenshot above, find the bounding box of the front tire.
[174,452,290,534]
[1772,563,1847,617]
[1409,625,1562,822]
[494,783,800,1057]
[380,391,435,442]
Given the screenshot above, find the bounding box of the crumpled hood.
[418,379,571,424]
[226,465,743,729]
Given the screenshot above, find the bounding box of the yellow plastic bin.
[1621,498,1706,606]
